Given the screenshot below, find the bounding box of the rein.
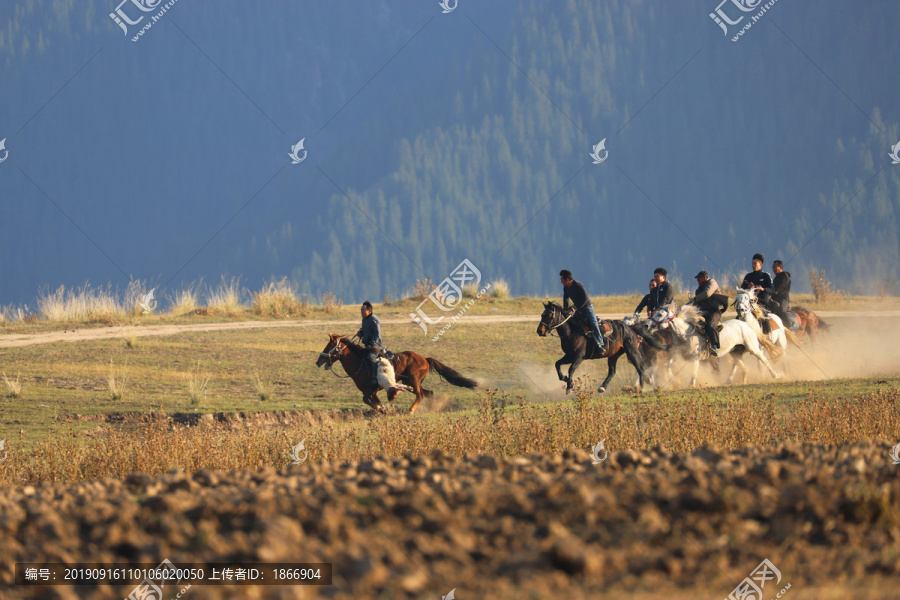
[320,339,366,379]
[541,308,576,337]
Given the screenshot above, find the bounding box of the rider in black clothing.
[560,270,606,352]
[633,279,657,317]
[357,301,389,385]
[741,253,775,333]
[648,267,674,314]
[741,253,774,298]
[769,259,793,326]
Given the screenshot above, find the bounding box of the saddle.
[386,350,400,368]
[757,316,780,334]
[582,321,613,335]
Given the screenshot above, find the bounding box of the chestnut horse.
[536,302,666,393]
[788,305,830,344]
[315,334,477,413]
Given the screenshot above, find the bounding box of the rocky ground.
[1,440,899,599]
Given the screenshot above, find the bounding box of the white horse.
[642,305,782,387]
[734,288,796,370]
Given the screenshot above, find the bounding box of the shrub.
[809,269,845,303]
[253,278,306,317]
[490,279,509,299]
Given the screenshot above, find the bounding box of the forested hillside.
[1,0,898,306]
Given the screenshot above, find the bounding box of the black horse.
[536,302,665,393]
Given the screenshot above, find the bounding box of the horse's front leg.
[599,350,623,393]
[689,357,701,388]
[555,356,571,382]
[364,390,386,413]
[555,355,575,392]
[564,355,585,394]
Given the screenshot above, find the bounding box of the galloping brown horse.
[315,334,477,413]
[788,305,830,344]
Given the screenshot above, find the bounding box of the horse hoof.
[597,386,606,394]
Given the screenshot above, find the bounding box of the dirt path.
[0,311,893,348]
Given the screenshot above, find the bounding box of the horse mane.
[339,337,367,356]
[546,301,565,312]
[676,304,702,324]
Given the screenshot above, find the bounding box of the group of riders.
[353,252,795,387]
[561,253,796,354]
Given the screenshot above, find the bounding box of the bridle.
[734,291,756,318]
[318,339,345,365]
[319,339,365,379]
[540,306,576,336]
[645,309,676,331]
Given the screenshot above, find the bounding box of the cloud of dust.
[516,315,900,393]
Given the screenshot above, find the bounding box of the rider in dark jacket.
[769,259,793,326]
[648,267,674,313]
[741,253,774,298]
[560,269,606,352]
[357,301,388,385]
[633,279,657,317]
[741,253,775,333]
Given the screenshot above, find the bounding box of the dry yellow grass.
[168,282,200,316]
[187,362,211,406]
[2,373,22,398]
[252,277,308,317]
[2,379,897,486]
[103,360,128,401]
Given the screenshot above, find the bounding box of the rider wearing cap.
[687,270,727,352]
[357,301,392,385]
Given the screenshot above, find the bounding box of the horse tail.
[426,358,478,388]
[782,326,800,346]
[753,328,783,359]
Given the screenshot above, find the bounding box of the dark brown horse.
[536,302,666,393]
[788,305,830,344]
[315,334,477,413]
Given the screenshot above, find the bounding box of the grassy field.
[1,293,899,485]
